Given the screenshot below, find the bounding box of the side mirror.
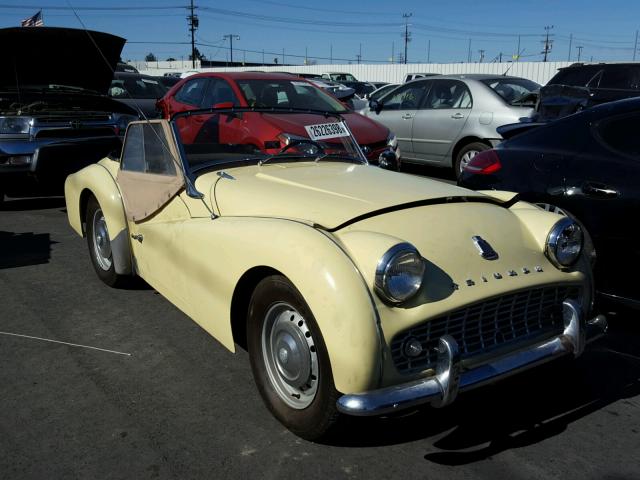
[378,150,399,171]
[369,99,383,114]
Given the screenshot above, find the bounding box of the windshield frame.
[170,106,368,186]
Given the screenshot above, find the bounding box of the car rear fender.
[64,161,133,275]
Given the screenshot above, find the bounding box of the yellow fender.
[64,160,133,275]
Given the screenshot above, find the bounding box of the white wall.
[138,61,573,86]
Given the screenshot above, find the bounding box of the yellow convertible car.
[65,107,607,440]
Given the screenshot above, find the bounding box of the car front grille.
[35,127,117,139]
[390,285,581,375]
[34,114,112,123]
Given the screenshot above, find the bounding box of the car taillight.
[464,149,502,174]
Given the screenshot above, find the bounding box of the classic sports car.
[65,107,606,440]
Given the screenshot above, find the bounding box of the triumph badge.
[472,236,498,260]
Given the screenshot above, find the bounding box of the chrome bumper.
[337,300,608,416]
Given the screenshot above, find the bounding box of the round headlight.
[546,217,583,268]
[375,243,425,304]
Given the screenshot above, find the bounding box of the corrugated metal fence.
[136,61,573,85]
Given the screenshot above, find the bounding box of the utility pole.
[187,0,198,68]
[223,34,240,64]
[282,48,285,65]
[634,30,638,61]
[515,35,521,62]
[427,40,431,63]
[467,39,472,63]
[330,44,333,64]
[478,49,485,63]
[391,41,395,63]
[356,43,362,64]
[305,46,308,65]
[568,33,573,61]
[576,45,583,62]
[542,25,554,62]
[499,52,503,62]
[402,13,412,64]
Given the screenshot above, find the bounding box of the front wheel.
[247,275,340,440]
[454,141,490,178]
[85,196,129,288]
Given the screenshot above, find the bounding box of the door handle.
[451,112,465,119]
[583,182,619,198]
[131,233,144,243]
[401,113,414,120]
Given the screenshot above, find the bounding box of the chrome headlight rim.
[375,242,425,305]
[546,217,584,269]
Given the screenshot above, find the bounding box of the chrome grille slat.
[390,286,580,375]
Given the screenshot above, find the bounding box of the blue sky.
[1,0,639,64]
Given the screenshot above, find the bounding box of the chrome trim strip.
[337,300,606,416]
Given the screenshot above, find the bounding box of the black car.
[459,97,640,309]
[109,72,168,118]
[536,62,640,121]
[0,27,138,204]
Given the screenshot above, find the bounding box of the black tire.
[247,275,340,441]
[454,141,490,179]
[85,196,129,288]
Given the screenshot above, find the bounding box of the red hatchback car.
[156,72,398,163]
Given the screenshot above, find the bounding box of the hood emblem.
[472,236,498,260]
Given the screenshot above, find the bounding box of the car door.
[367,80,430,156]
[410,79,472,165]
[560,111,640,302]
[117,120,191,308]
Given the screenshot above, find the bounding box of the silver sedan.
[363,74,538,177]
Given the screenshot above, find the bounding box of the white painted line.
[0,331,132,357]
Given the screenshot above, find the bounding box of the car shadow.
[0,231,58,269]
[325,318,640,462]
[0,197,66,211]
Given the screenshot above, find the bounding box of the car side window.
[596,113,640,158]
[174,78,209,107]
[380,82,428,110]
[121,123,177,175]
[599,66,640,90]
[201,78,239,107]
[423,80,472,109]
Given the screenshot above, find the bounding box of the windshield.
[109,76,167,99]
[235,79,348,113]
[482,78,540,105]
[172,109,366,175]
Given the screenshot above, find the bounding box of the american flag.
[21,10,44,27]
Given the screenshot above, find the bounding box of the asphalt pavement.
[1,174,639,479]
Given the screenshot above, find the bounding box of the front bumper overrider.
[337,300,608,416]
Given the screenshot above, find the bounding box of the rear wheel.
[454,142,490,178]
[85,196,129,288]
[247,275,340,441]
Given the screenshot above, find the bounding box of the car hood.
[199,162,490,230]
[0,27,125,94]
[260,112,388,144]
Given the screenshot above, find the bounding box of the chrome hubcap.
[262,302,318,409]
[92,209,112,271]
[459,150,480,172]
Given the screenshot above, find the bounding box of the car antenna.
[12,57,22,114]
[502,48,526,76]
[66,1,212,216]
